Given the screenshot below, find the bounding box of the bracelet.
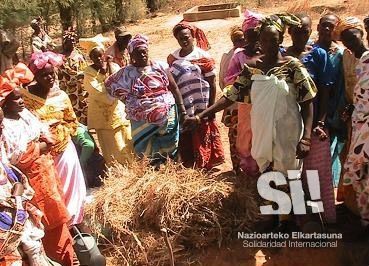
[195,115,201,124]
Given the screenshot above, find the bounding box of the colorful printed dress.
[219,47,239,171]
[59,48,88,125]
[0,152,48,266]
[83,65,133,165]
[105,60,179,164]
[225,48,259,176]
[21,87,86,226]
[2,108,75,265]
[168,47,225,170]
[343,51,369,226]
[223,58,317,175]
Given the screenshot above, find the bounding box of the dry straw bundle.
[85,160,260,265]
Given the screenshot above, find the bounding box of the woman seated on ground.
[81,34,133,166]
[21,52,86,228]
[168,22,225,170]
[105,34,187,166]
[0,64,75,265]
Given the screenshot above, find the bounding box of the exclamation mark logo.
[306,170,324,213]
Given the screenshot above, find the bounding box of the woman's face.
[131,47,149,67]
[63,39,75,52]
[35,64,56,90]
[4,89,25,116]
[90,48,105,69]
[290,17,312,49]
[244,28,259,45]
[317,15,338,43]
[233,35,246,48]
[260,26,280,56]
[176,29,194,50]
[341,28,363,53]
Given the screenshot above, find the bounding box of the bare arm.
[199,96,233,119]
[296,99,313,159]
[300,99,313,140]
[166,70,187,115]
[205,75,216,107]
[317,85,330,123]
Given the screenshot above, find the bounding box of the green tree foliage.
[0,0,151,33]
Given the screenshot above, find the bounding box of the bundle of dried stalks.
[85,160,260,265]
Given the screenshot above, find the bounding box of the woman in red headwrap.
[168,22,225,170]
[0,63,75,265]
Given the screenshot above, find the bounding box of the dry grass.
[85,160,260,265]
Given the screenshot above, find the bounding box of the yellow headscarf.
[334,17,364,40]
[79,34,110,56]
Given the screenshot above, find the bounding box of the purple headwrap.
[127,34,149,54]
[242,10,263,32]
[29,51,64,75]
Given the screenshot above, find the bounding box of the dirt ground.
[99,1,369,265]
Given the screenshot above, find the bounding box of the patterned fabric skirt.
[179,119,225,170]
[236,103,259,177]
[131,104,179,163]
[302,134,336,223]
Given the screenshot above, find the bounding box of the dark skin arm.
[165,70,188,121]
[182,96,233,130]
[313,86,330,140]
[204,75,217,120]
[296,99,313,159]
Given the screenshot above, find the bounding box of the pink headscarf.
[127,34,149,54]
[242,10,263,32]
[29,51,64,75]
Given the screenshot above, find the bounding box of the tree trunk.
[114,0,125,25]
[146,0,160,12]
[91,0,110,32]
[57,1,73,31]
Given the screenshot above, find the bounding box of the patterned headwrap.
[29,51,64,75]
[334,17,364,40]
[127,34,149,54]
[260,13,301,33]
[230,26,244,43]
[242,9,264,32]
[172,21,210,50]
[62,28,78,45]
[0,63,34,105]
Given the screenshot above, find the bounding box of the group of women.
[1,8,369,265]
[192,12,369,233]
